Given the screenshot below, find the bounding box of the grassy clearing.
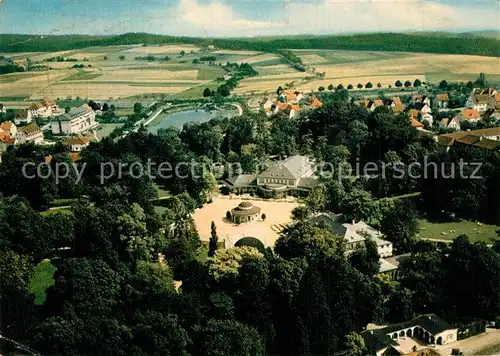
[50,198,78,207]
[417,218,500,243]
[197,66,227,80]
[154,184,171,199]
[41,208,73,216]
[29,260,57,305]
[97,123,123,139]
[175,81,219,100]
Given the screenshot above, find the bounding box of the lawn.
[40,207,73,216]
[97,123,123,139]
[175,81,219,99]
[197,66,227,80]
[29,260,57,305]
[417,218,500,244]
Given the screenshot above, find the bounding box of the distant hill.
[0,32,499,57]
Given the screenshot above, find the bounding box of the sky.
[0,0,499,37]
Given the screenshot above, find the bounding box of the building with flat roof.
[51,105,98,135]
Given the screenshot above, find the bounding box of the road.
[437,328,500,355]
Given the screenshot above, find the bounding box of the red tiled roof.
[436,93,449,101]
[0,121,14,131]
[410,117,424,128]
[0,131,15,144]
[391,97,402,106]
[311,98,323,108]
[461,109,480,119]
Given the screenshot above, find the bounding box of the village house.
[308,213,393,257]
[435,93,449,108]
[409,103,433,125]
[51,105,98,135]
[439,117,461,131]
[412,95,431,106]
[0,121,17,138]
[361,314,458,355]
[226,155,318,195]
[458,108,480,123]
[15,122,44,144]
[466,88,498,113]
[14,109,33,125]
[63,136,90,152]
[409,117,424,129]
[28,96,62,118]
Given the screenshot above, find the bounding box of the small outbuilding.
[230,202,261,223]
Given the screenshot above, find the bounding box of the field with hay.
[1,45,498,101]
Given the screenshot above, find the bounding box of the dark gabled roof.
[361,330,397,353]
[381,314,455,336]
[20,123,41,135]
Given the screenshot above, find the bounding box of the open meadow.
[1,45,499,101]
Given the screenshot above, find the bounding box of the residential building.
[439,117,461,131]
[14,109,32,125]
[435,93,449,108]
[409,117,424,129]
[63,136,90,152]
[361,314,458,355]
[28,96,63,118]
[458,108,480,122]
[310,97,323,109]
[0,121,17,138]
[466,88,497,113]
[15,123,44,144]
[51,105,98,135]
[308,213,393,257]
[289,104,301,119]
[412,95,431,106]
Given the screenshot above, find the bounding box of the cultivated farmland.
[2,45,499,102]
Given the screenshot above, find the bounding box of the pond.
[147,109,236,133]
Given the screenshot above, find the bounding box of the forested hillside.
[1,32,499,57]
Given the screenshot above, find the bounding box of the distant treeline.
[1,32,499,57]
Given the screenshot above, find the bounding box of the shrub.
[261,213,266,221]
[226,211,231,220]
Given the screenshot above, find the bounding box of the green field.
[197,66,227,80]
[417,218,500,243]
[97,123,123,139]
[175,81,219,100]
[29,260,57,305]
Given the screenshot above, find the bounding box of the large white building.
[51,105,98,135]
[308,213,393,257]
